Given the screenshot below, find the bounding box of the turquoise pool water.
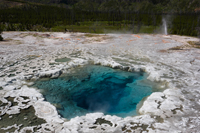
[32,65,153,119]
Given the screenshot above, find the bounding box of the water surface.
[32,65,153,119]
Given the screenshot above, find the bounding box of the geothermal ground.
[0,32,200,133]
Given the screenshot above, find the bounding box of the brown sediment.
[134,35,141,38]
[162,40,170,43]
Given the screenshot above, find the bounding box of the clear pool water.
[32,65,153,119]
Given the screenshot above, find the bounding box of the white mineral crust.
[0,32,199,132]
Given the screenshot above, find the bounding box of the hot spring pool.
[32,65,153,119]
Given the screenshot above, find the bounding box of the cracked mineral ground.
[0,32,200,133]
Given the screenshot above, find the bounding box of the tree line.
[9,0,199,13]
[0,0,200,36]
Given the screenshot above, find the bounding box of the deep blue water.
[32,65,153,119]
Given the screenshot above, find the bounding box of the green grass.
[139,26,157,33]
[1,20,158,34]
[51,24,122,33]
[51,21,158,34]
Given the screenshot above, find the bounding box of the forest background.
[0,0,200,36]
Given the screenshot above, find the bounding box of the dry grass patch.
[187,41,200,49]
[84,34,102,38]
[158,49,168,53]
[168,46,184,50]
[0,38,22,45]
[83,34,113,43]
[19,33,50,38]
